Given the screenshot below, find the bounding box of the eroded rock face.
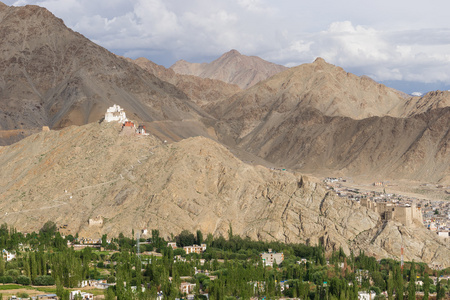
[0,122,448,267]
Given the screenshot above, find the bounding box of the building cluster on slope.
[324,178,450,239]
[104,104,149,136]
[167,242,207,254]
[360,198,423,227]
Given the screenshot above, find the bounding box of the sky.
[4,0,450,94]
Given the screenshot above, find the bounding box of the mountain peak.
[313,57,327,64]
[222,49,241,57]
[171,50,287,89]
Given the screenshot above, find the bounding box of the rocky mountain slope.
[170,49,287,89]
[0,122,448,266]
[0,2,212,145]
[211,59,450,183]
[398,90,450,117]
[215,58,409,121]
[130,57,241,108]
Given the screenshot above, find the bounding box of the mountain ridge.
[170,49,288,89]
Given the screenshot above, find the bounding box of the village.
[3,229,449,300]
[2,106,447,299]
[323,177,450,240]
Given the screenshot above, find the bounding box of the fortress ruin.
[361,199,423,226]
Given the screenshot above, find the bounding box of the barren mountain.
[211,58,450,183]
[0,2,212,145]
[216,58,409,122]
[170,49,287,89]
[0,122,448,266]
[130,57,241,108]
[397,90,450,117]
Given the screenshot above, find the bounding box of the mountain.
[216,58,409,122]
[130,57,241,109]
[0,3,212,145]
[0,122,448,266]
[212,58,450,183]
[170,49,287,89]
[398,90,450,117]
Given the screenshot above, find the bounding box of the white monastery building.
[105,104,128,123]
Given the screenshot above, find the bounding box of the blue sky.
[4,0,450,94]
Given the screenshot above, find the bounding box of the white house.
[105,104,127,123]
[70,290,94,300]
[2,249,15,261]
[358,291,376,300]
[260,249,284,266]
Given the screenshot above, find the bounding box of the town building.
[358,291,376,300]
[167,242,178,249]
[70,290,94,300]
[183,244,207,254]
[180,282,196,294]
[2,249,15,261]
[88,215,103,226]
[360,199,423,226]
[37,294,58,300]
[260,249,284,266]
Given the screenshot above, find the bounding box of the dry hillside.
[0,3,211,144]
[170,49,287,89]
[210,59,450,183]
[0,122,448,266]
[130,57,241,108]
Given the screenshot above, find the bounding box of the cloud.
[276,21,450,84]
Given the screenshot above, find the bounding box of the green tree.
[0,255,4,276]
[16,292,29,299]
[17,275,31,285]
[387,271,394,300]
[436,279,445,300]
[196,230,203,245]
[102,234,108,248]
[40,221,57,236]
[22,255,30,277]
[176,230,195,247]
[407,262,416,300]
[228,224,233,241]
[104,287,116,300]
[423,273,430,300]
[394,265,404,300]
[56,277,64,299]
[34,275,55,286]
[30,252,37,281]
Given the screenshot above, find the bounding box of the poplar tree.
[387,271,394,300]
[23,254,30,277]
[436,279,445,300]
[407,262,416,300]
[30,252,37,281]
[0,255,4,276]
[394,265,404,300]
[423,273,430,300]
